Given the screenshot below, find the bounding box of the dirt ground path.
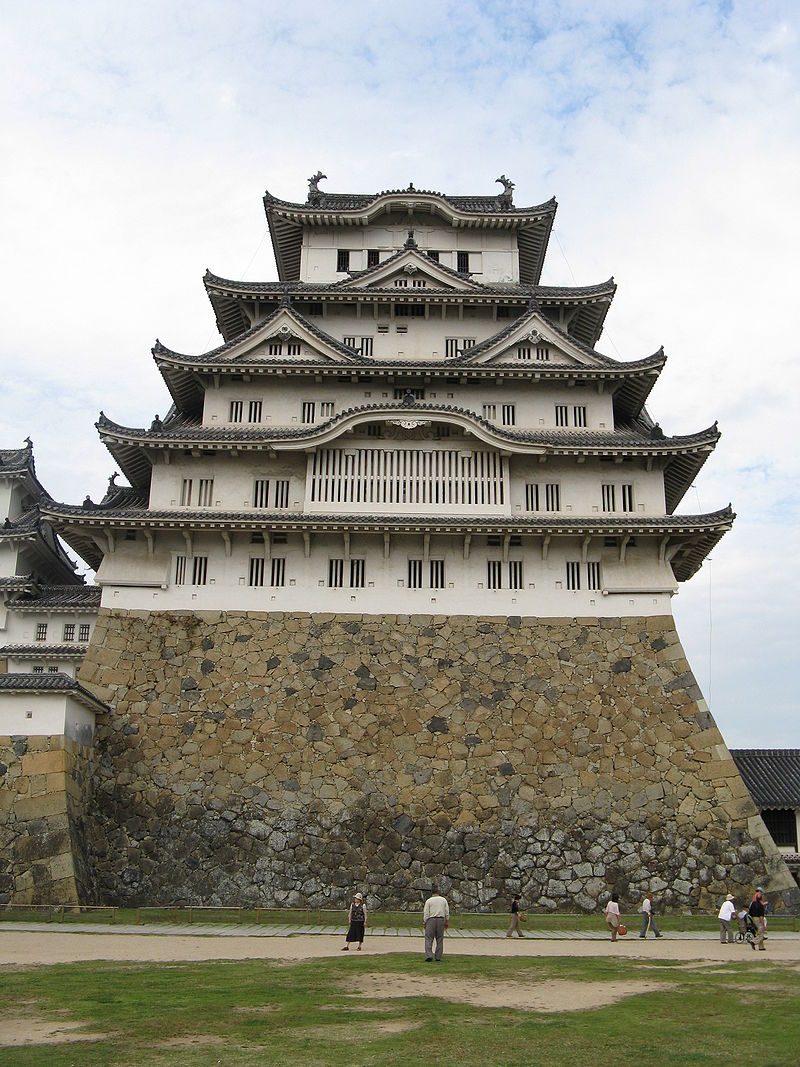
[3,929,800,967]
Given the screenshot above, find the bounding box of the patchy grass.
[1,954,799,1065]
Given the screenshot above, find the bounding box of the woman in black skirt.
[342,892,367,950]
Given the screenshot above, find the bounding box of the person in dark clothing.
[506,895,526,937]
[342,892,367,951]
[749,888,766,951]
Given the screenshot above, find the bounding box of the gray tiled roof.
[6,585,100,610]
[97,404,716,451]
[0,643,89,657]
[0,671,109,711]
[263,187,557,217]
[0,507,40,537]
[729,750,800,808]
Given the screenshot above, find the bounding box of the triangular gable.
[461,309,604,369]
[338,249,480,293]
[218,306,360,365]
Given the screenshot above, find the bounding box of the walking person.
[423,886,449,961]
[604,892,621,941]
[342,891,367,951]
[639,894,662,938]
[749,887,767,951]
[718,894,735,944]
[506,895,526,938]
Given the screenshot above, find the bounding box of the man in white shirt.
[718,893,736,943]
[423,887,450,961]
[639,894,662,938]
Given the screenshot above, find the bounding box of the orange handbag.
[618,924,628,936]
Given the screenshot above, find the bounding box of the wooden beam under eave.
[383,532,391,560]
[619,534,630,564]
[221,531,232,557]
[541,533,551,561]
[581,534,591,563]
[144,530,155,558]
[463,533,471,560]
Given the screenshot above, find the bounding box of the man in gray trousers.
[423,886,450,961]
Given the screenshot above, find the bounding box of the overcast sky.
[1,1,798,746]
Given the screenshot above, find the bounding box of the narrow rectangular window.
[328,558,344,588]
[487,560,503,589]
[445,338,459,358]
[253,479,269,508]
[337,249,350,272]
[343,335,358,349]
[587,561,602,590]
[525,483,539,511]
[393,278,409,288]
[302,401,316,424]
[249,557,265,587]
[319,401,335,418]
[180,478,193,506]
[198,478,214,506]
[79,624,90,642]
[408,559,423,589]
[367,249,380,268]
[555,405,568,427]
[573,405,587,427]
[63,624,75,642]
[48,666,59,673]
[501,404,516,426]
[621,484,634,512]
[350,559,366,588]
[508,560,523,589]
[517,346,532,360]
[566,561,581,590]
[545,483,560,512]
[482,404,497,421]
[192,556,208,585]
[270,558,286,587]
[36,622,48,641]
[175,555,186,585]
[360,336,373,357]
[268,342,282,355]
[287,342,301,355]
[429,560,445,589]
[427,250,440,263]
[32,665,44,673]
[229,400,243,422]
[274,480,290,508]
[457,251,470,273]
[394,303,410,316]
[602,483,616,512]
[393,387,425,401]
[536,346,550,361]
[412,279,427,288]
[248,400,262,423]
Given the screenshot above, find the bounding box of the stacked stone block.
[78,608,797,911]
[0,735,95,905]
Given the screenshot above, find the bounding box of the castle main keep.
[10,174,796,910]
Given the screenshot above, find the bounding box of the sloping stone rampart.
[78,609,798,911]
[0,735,96,905]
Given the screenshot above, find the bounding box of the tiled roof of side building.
[729,750,800,809]
[7,584,101,610]
[0,442,35,476]
[0,643,89,656]
[0,671,109,711]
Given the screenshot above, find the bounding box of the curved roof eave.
[94,405,720,460]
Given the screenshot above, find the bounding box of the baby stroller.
[735,910,757,947]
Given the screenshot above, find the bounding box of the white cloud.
[1,0,798,743]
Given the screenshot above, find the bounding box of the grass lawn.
[2,953,799,1066]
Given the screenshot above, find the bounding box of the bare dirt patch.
[0,1015,111,1047]
[349,974,672,1012]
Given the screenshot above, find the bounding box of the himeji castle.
[11,174,795,910]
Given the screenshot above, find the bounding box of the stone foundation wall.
[78,609,798,912]
[0,735,96,905]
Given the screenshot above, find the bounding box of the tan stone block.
[14,791,67,819]
[21,749,67,776]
